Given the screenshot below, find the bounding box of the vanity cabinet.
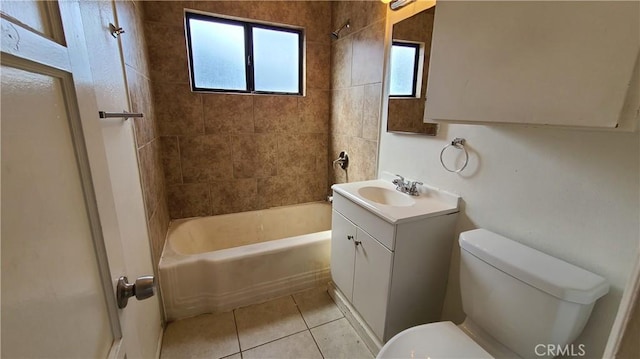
[331,211,393,339]
[425,1,639,129]
[330,189,458,342]
[330,212,357,299]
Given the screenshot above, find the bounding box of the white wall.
[378,122,639,357]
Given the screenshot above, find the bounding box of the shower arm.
[331,20,351,39]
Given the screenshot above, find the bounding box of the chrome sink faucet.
[392,175,423,196]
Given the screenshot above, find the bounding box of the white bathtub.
[159,202,332,321]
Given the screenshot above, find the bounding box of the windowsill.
[389,96,421,100]
[190,89,306,97]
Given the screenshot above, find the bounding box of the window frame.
[389,41,421,98]
[184,11,304,96]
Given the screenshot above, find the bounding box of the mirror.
[386,6,438,135]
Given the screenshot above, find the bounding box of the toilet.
[377,229,609,359]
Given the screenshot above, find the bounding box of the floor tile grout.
[240,328,310,353]
[308,328,325,359]
[162,288,370,359]
[308,316,345,330]
[292,294,326,359]
[291,294,310,329]
[236,295,310,353]
[232,309,243,359]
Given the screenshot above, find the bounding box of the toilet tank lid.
[459,229,609,305]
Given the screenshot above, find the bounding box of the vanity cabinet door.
[352,228,393,341]
[331,210,357,301]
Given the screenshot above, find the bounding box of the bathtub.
[159,201,332,321]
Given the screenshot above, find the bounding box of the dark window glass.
[185,12,303,95]
[389,42,420,97]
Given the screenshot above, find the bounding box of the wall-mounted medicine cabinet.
[425,1,640,130]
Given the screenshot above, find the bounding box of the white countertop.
[331,179,460,224]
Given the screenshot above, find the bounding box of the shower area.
[139,0,386,320]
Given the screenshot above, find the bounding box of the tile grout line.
[240,328,311,354]
[232,309,243,358]
[236,295,312,354]
[234,291,351,358]
[308,316,345,331]
[291,294,326,359]
[309,317,375,359]
[309,328,326,359]
[291,294,311,330]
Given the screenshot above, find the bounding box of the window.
[185,12,303,95]
[389,41,420,97]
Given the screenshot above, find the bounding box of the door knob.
[117,275,156,309]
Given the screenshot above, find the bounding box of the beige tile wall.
[117,1,170,274]
[330,1,386,184]
[142,1,332,219]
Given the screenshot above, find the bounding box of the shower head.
[331,20,350,39]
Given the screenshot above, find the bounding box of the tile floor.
[160,287,374,359]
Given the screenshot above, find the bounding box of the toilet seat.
[376,321,494,359]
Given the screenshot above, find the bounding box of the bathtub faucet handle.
[333,151,349,170]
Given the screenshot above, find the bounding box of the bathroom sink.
[357,186,415,207]
[331,177,460,224]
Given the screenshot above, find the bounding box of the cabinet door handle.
[347,235,354,241]
[354,240,362,246]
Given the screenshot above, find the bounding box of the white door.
[1,1,160,358]
[77,1,162,357]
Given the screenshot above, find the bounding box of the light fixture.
[382,0,416,11]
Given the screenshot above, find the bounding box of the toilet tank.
[459,229,609,359]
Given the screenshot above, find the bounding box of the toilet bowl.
[376,229,609,359]
[377,321,493,358]
[377,318,524,358]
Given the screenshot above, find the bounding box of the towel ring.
[440,138,469,173]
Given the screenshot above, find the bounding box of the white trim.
[328,282,383,356]
[155,326,165,359]
[603,251,640,357]
[107,338,125,359]
[0,16,71,72]
[57,0,124,341]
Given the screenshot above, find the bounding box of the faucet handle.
[409,181,423,195]
[393,174,405,184]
